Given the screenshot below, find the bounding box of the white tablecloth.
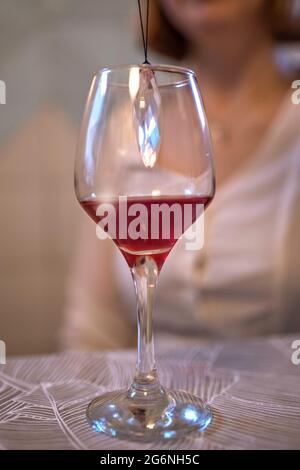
[0,335,299,449]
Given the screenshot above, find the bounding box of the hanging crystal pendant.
[131,66,161,168]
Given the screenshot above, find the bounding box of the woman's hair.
[148,0,300,60]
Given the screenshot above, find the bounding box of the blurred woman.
[62,0,300,349]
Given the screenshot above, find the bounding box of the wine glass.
[75,64,215,441]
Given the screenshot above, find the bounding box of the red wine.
[81,195,212,270]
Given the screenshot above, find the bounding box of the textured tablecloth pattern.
[0,335,299,449]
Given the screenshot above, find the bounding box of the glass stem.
[128,256,168,407]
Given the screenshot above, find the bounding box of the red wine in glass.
[81,195,212,271]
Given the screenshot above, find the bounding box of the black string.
[145,0,149,63]
[137,0,150,64]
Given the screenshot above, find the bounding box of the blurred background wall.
[0,0,141,355]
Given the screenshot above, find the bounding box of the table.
[0,335,299,450]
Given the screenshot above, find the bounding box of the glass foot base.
[87,389,212,442]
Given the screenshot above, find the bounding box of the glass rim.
[95,64,196,89]
[98,63,196,76]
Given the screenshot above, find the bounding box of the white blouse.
[62,95,300,349]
